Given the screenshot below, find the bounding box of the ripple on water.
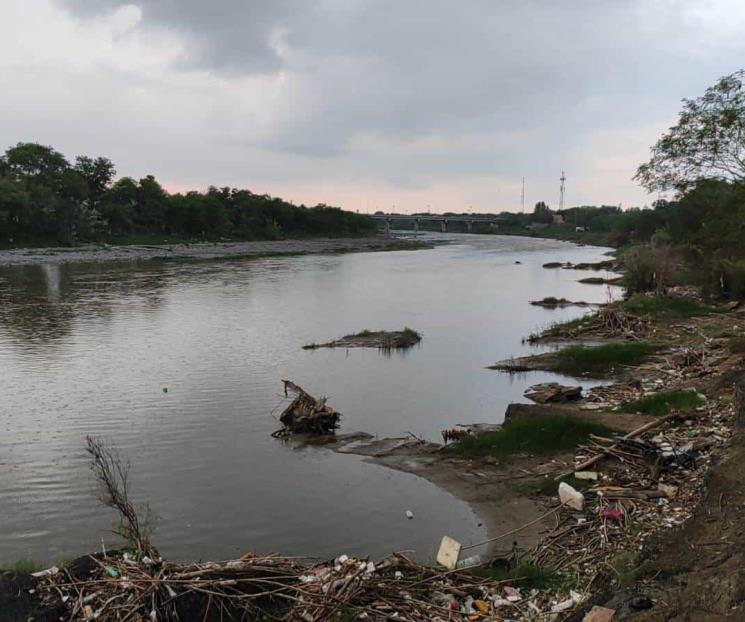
[0,235,619,563]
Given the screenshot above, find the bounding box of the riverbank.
[286,283,745,619]
[0,236,429,267]
[11,238,736,620]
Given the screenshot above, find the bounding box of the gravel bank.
[0,236,427,267]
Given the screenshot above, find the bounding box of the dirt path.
[0,236,427,267]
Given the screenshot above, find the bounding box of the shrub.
[620,294,718,318]
[623,245,671,295]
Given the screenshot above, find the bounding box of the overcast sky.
[2,1,744,213]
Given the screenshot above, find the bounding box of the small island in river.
[302,328,422,350]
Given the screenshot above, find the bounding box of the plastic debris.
[436,535,462,570]
[574,470,599,480]
[559,481,585,511]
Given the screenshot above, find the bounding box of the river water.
[0,234,619,565]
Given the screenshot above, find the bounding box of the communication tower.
[559,171,566,211]
[521,177,525,213]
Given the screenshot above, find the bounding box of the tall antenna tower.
[521,177,525,213]
[559,171,566,211]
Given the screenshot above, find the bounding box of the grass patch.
[524,314,598,343]
[4,558,44,573]
[607,550,638,588]
[450,415,617,458]
[470,562,566,590]
[387,327,421,348]
[621,294,720,318]
[554,342,660,375]
[618,389,705,416]
[516,473,595,497]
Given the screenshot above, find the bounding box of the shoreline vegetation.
[0,143,378,251]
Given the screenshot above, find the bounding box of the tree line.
[0,143,375,246]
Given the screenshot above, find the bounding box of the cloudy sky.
[2,1,744,213]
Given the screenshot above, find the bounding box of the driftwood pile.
[597,306,650,338]
[272,380,341,437]
[527,401,733,593]
[34,550,539,621]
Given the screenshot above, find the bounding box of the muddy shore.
[0,236,427,267]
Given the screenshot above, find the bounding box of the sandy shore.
[0,236,428,267]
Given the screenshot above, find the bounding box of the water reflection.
[0,235,620,565]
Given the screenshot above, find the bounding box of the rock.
[628,595,653,610]
[524,382,582,404]
[559,482,585,511]
[582,606,616,621]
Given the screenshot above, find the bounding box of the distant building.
[553,214,565,225]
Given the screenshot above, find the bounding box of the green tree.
[636,70,745,193]
[532,201,552,224]
[136,175,168,231]
[4,142,69,182]
[74,156,116,213]
[101,177,138,234]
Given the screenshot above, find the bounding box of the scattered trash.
[455,554,482,569]
[441,427,469,443]
[104,565,119,578]
[559,481,585,511]
[582,605,616,621]
[600,507,624,522]
[436,535,462,570]
[30,566,59,578]
[551,596,575,613]
[574,470,599,480]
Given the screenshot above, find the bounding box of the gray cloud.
[5,0,745,210]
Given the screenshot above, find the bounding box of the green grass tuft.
[6,558,44,573]
[450,415,617,458]
[621,294,720,318]
[607,551,638,588]
[470,562,566,590]
[618,389,705,416]
[554,342,660,375]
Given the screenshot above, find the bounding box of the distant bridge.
[370,213,503,233]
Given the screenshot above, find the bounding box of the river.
[0,234,619,566]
